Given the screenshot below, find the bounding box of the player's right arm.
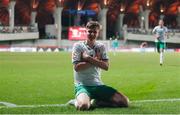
[82,54,109,71]
[152,26,160,40]
[74,62,91,72]
[82,45,109,71]
[72,43,91,72]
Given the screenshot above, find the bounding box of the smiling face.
[87,28,100,41]
[86,21,101,42]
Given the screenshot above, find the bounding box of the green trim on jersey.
[75,84,117,101]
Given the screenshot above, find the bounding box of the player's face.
[159,20,164,27]
[87,28,99,41]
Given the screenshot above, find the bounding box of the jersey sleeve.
[164,27,168,33]
[72,43,82,64]
[152,26,157,34]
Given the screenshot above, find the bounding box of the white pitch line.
[0,103,68,109]
[12,103,68,108]
[131,98,180,103]
[1,98,180,109]
[0,102,17,107]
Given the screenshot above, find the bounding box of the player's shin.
[160,51,163,65]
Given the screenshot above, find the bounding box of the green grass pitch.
[0,52,180,114]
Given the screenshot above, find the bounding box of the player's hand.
[156,35,160,40]
[82,51,89,61]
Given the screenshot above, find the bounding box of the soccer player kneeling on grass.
[71,21,129,110]
[152,19,168,66]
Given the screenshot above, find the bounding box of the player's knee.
[119,96,129,107]
[160,49,164,52]
[112,93,129,107]
[80,102,90,110]
[75,93,91,110]
[75,101,90,110]
[115,97,129,107]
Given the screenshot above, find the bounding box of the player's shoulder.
[154,26,160,29]
[152,26,158,32]
[95,41,105,47]
[94,41,106,51]
[163,26,168,30]
[73,41,84,48]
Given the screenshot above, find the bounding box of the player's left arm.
[74,62,92,72]
[164,27,169,39]
[72,43,92,72]
[82,52,109,71]
[82,44,109,71]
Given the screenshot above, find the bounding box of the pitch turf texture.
[0,52,180,114]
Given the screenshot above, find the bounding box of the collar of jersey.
[84,41,96,50]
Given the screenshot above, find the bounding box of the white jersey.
[72,41,109,86]
[152,26,168,42]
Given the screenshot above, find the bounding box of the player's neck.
[86,40,95,48]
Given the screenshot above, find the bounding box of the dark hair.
[86,21,101,30]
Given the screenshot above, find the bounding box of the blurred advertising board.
[68,27,87,40]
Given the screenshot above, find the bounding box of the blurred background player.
[152,19,168,66]
[111,38,119,55]
[140,42,148,52]
[71,21,129,110]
